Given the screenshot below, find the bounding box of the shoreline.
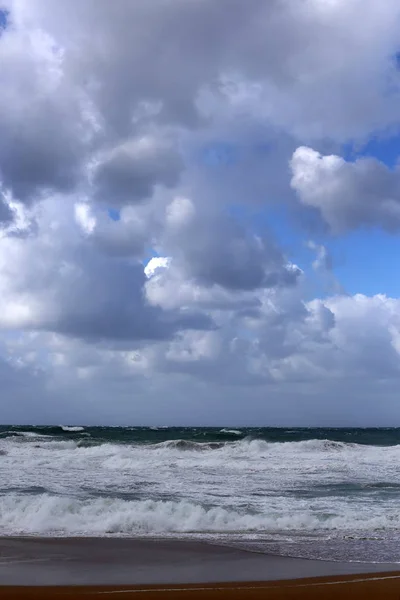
[2,534,399,564]
[1,538,400,598]
[0,538,399,587]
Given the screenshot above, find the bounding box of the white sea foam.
[0,493,396,537]
[34,440,79,450]
[1,435,400,540]
[11,431,50,439]
[61,426,85,432]
[220,429,242,435]
[151,439,225,452]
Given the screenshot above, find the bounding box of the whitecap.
[61,426,85,432]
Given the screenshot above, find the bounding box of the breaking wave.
[2,426,400,550]
[0,431,51,439]
[0,493,395,537]
[220,429,243,435]
[146,438,358,455]
[0,435,371,456]
[61,426,85,432]
[152,440,226,451]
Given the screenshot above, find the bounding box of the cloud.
[91,134,183,207]
[3,290,400,426]
[291,146,400,233]
[0,23,91,204]
[5,0,400,144]
[74,202,152,258]
[307,241,333,272]
[0,198,215,343]
[160,197,301,291]
[145,258,263,312]
[144,257,172,279]
[0,0,400,424]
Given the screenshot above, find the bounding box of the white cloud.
[74,203,96,235]
[0,0,400,424]
[291,146,400,232]
[144,257,171,279]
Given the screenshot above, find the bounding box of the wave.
[0,435,366,456]
[146,438,356,455]
[61,426,85,432]
[1,431,51,439]
[277,439,353,452]
[0,493,395,537]
[0,430,383,460]
[152,440,226,451]
[33,440,79,450]
[220,429,243,435]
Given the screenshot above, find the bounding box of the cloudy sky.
[1,0,400,426]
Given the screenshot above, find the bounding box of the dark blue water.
[2,424,400,446]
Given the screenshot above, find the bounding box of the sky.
[1,0,400,426]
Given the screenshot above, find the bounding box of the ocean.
[1,425,400,564]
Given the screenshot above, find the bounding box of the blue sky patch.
[108,208,121,221]
[0,9,9,32]
[343,133,400,169]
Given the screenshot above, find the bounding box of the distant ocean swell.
[1,426,400,561]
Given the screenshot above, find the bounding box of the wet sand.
[0,538,399,598]
[2,575,400,600]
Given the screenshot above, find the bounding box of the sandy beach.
[3,574,400,599]
[1,538,400,598]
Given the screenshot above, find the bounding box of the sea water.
[1,425,400,563]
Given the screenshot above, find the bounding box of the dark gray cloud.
[145,265,263,312]
[0,357,48,424]
[0,191,14,224]
[13,0,400,141]
[162,197,300,291]
[0,25,89,204]
[92,136,183,207]
[51,255,215,343]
